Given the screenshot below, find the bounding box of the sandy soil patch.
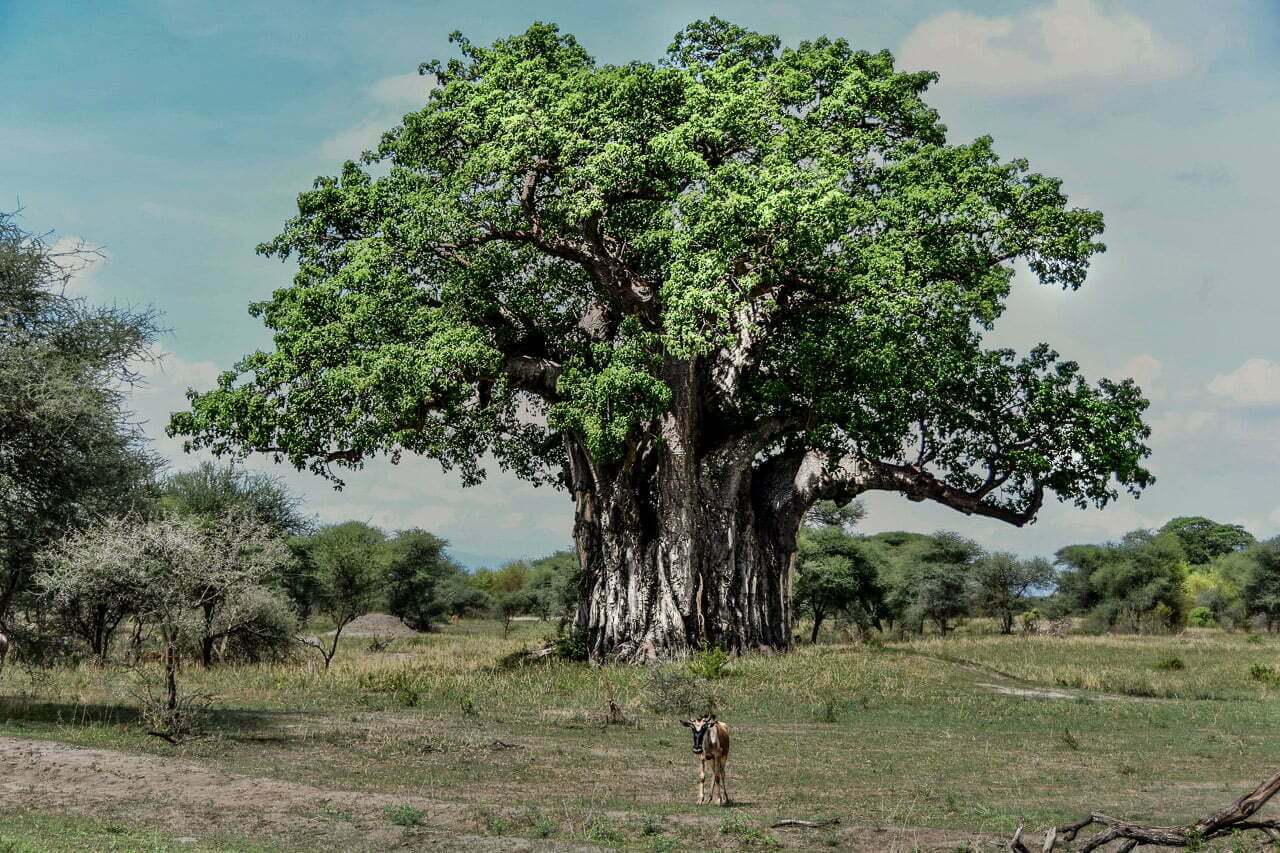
[976,682,1082,700]
[0,736,596,851]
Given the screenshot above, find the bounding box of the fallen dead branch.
[771,818,840,829]
[1009,769,1280,851]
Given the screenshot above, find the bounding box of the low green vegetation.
[0,809,270,852]
[382,803,427,828]
[4,619,1280,850]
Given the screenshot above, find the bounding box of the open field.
[4,622,1280,851]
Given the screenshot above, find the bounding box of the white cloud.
[128,348,223,458]
[1051,501,1161,542]
[1208,358,1280,407]
[317,72,436,162]
[899,0,1193,98]
[317,120,392,162]
[370,72,434,106]
[1149,408,1217,443]
[135,347,222,396]
[1118,353,1162,399]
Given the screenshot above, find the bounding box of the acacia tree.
[968,552,1054,635]
[38,513,289,706]
[1159,516,1254,566]
[909,532,982,635]
[161,461,310,536]
[0,212,161,623]
[170,20,1152,661]
[300,521,388,669]
[794,524,884,642]
[385,528,460,630]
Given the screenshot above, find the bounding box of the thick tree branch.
[437,216,656,325]
[703,415,792,472]
[795,452,1044,527]
[503,354,561,397]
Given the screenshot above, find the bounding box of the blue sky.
[4,0,1280,566]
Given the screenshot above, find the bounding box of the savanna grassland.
[4,621,1280,852]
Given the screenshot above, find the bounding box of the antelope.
[681,715,730,805]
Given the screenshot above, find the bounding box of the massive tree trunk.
[572,467,798,661]
[570,362,806,662]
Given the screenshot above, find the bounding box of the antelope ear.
[680,719,692,728]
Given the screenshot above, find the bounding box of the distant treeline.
[795,501,1273,638]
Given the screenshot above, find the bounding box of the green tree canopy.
[862,530,979,635]
[1159,516,1255,566]
[161,461,310,536]
[1242,539,1280,631]
[300,520,389,667]
[794,523,885,642]
[385,528,463,630]
[803,499,867,532]
[438,574,493,620]
[1066,530,1188,633]
[526,550,582,623]
[911,532,982,635]
[968,552,1054,634]
[168,18,1153,660]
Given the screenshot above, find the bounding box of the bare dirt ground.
[0,736,597,851]
[0,734,999,851]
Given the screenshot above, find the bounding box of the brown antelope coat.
[682,715,730,805]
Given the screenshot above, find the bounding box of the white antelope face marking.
[681,715,716,755]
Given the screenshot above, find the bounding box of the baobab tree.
[171,19,1152,661]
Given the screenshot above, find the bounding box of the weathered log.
[1014,769,1280,850]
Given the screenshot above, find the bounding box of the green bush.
[529,813,557,838]
[1187,606,1214,628]
[585,816,625,844]
[220,589,299,663]
[1249,663,1277,683]
[687,645,730,680]
[646,669,701,714]
[553,627,589,662]
[1153,655,1185,671]
[357,667,421,706]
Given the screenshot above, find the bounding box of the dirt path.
[888,645,1167,703]
[0,736,599,851]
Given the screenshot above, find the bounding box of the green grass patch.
[0,809,269,852]
[4,620,1280,850]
